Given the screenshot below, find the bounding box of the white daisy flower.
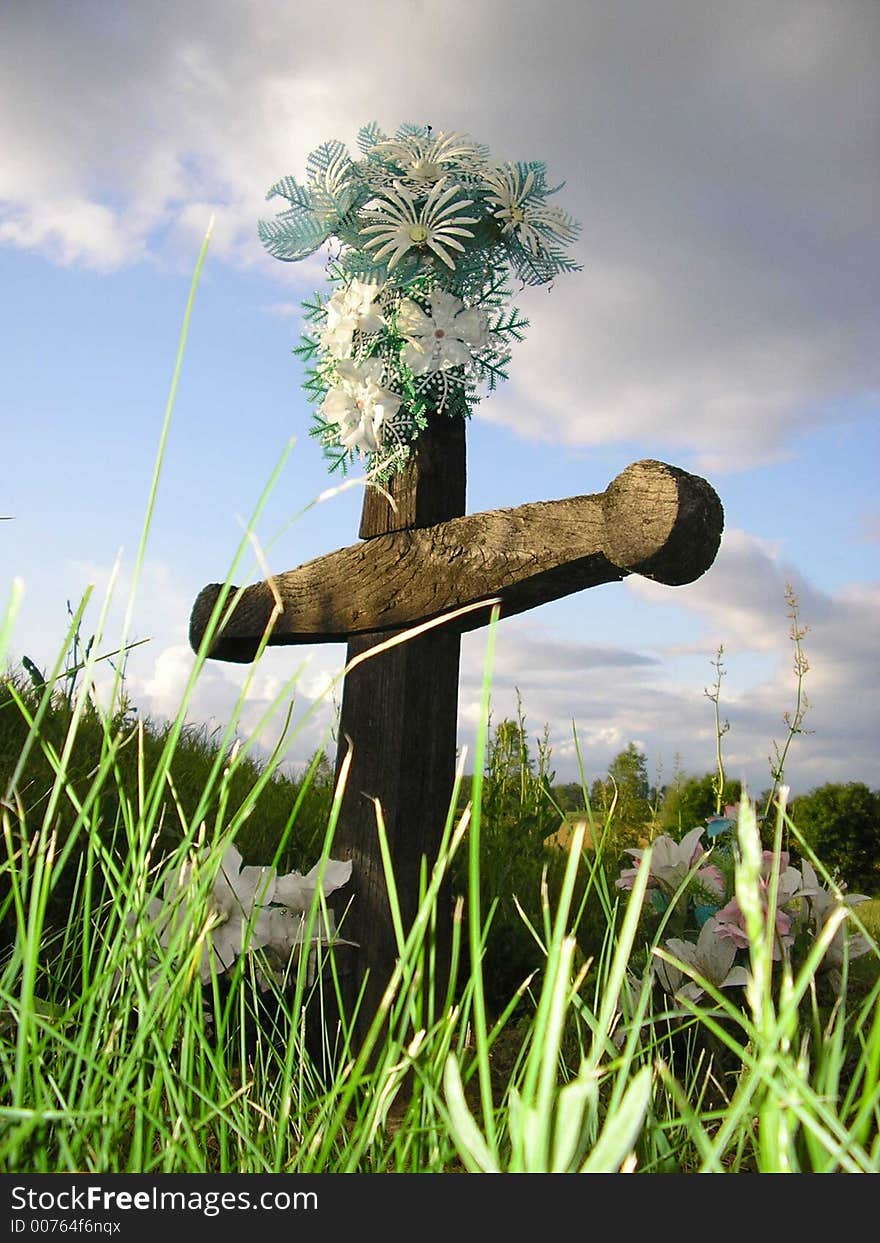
[321,358,402,455]
[397,290,489,375]
[372,129,488,186]
[483,163,580,256]
[359,179,479,271]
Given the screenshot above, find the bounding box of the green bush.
[0,664,334,970]
[659,772,743,838]
[451,708,631,1015]
[790,782,880,895]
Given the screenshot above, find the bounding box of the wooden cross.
[189,413,723,1033]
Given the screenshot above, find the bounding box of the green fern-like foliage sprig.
[260,122,581,479]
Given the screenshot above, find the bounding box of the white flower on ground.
[397,291,489,375]
[359,179,479,271]
[795,860,870,927]
[794,861,872,982]
[483,163,580,256]
[321,358,402,455]
[616,826,708,896]
[208,845,277,973]
[139,845,352,985]
[373,129,488,187]
[319,279,385,359]
[273,856,353,911]
[656,917,751,1003]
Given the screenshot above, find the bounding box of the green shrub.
[791,782,880,895]
[0,664,334,975]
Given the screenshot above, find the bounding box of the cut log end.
[601,459,724,585]
[189,583,261,664]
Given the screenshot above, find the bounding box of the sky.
[1,0,878,800]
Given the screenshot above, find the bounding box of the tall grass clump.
[2,227,879,1175]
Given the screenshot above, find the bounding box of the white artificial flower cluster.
[133,844,353,987]
[318,280,386,358]
[259,123,582,479]
[315,281,493,460]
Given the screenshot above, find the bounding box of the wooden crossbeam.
[189,460,723,662]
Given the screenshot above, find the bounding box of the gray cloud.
[490,632,659,679]
[457,527,880,793]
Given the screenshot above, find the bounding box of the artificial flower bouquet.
[615,803,871,1003]
[260,123,581,480]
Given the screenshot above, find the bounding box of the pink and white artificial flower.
[713,895,795,960]
[616,826,708,896]
[793,860,872,981]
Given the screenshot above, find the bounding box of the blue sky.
[1,0,878,797]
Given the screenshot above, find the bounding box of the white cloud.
[62,556,193,653]
[138,642,198,719]
[0,197,139,271]
[120,637,341,775]
[1,2,876,464]
[489,276,859,473]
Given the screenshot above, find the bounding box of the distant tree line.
[492,724,879,896]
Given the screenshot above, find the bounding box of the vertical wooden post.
[330,412,466,1036]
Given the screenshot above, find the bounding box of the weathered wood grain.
[327,412,466,1041]
[189,459,723,663]
[358,409,466,537]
